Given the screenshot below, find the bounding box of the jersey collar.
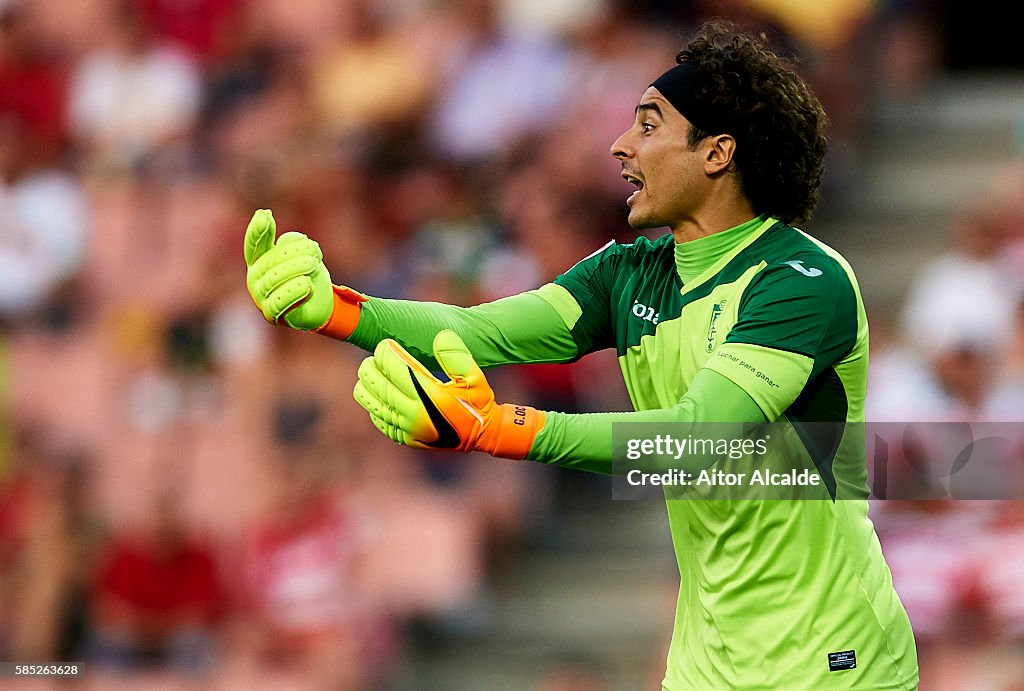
[676,216,778,294]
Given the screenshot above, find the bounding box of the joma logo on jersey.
[706,300,726,352]
[631,300,659,326]
[785,260,823,277]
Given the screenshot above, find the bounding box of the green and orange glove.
[243,208,366,339]
[353,330,546,459]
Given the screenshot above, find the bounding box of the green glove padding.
[244,209,333,330]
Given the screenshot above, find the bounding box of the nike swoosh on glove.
[353,330,545,459]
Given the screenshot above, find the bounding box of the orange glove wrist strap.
[314,285,368,341]
[484,404,546,460]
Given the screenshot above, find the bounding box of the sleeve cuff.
[314,285,368,341]
[702,342,812,420]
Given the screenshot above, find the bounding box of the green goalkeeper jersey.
[547,216,918,689]
[348,216,918,690]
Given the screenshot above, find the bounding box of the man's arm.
[350,242,856,476]
[243,209,580,369]
[528,366,768,474]
[347,286,580,370]
[353,334,814,474]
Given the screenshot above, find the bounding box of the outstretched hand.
[244,209,334,330]
[353,330,545,459]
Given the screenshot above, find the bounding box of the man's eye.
[641,123,655,133]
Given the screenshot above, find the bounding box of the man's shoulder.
[558,232,675,281]
[592,232,674,262]
[743,222,859,292]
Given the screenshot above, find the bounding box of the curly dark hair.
[678,21,828,225]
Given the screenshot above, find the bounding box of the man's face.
[611,86,707,230]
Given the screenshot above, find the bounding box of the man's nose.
[610,130,634,160]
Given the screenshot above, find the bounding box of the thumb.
[433,330,485,387]
[244,209,277,266]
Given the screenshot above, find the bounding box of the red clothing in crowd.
[136,0,241,65]
[239,495,363,632]
[93,535,224,628]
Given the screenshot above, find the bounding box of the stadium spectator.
[0,425,95,662]
[0,114,88,322]
[308,0,438,145]
[0,4,86,324]
[134,0,241,67]
[85,488,224,674]
[68,0,202,178]
[902,194,1020,361]
[227,436,394,690]
[425,0,574,163]
[0,1,67,166]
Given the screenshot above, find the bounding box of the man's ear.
[704,134,737,175]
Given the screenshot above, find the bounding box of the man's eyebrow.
[635,102,663,118]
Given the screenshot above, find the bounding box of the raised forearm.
[243,211,582,370]
[347,286,580,370]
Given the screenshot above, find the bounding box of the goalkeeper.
[244,22,918,691]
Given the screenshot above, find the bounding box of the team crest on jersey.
[705,300,726,352]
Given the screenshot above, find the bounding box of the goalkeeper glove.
[244,208,366,339]
[353,330,546,460]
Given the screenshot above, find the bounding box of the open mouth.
[623,173,644,204]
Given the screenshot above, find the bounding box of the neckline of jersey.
[675,216,778,295]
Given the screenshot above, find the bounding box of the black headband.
[649,62,731,137]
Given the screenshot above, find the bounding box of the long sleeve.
[527,368,767,474]
[346,284,581,370]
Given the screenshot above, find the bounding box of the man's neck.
[670,200,757,244]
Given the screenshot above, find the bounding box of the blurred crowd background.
[1,0,1023,688]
